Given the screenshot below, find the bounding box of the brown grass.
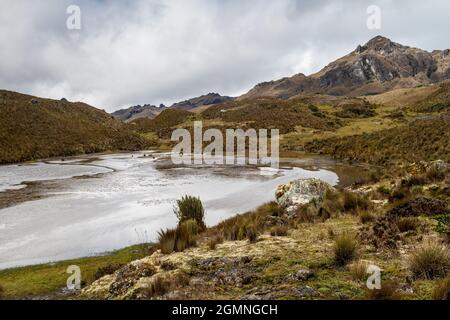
[409,242,450,279]
[333,233,358,266]
[432,276,450,300]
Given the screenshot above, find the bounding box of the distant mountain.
[170,92,233,110]
[0,90,149,164]
[112,104,168,122]
[112,93,233,122]
[241,36,450,99]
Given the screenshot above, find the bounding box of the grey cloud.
[0,0,449,111]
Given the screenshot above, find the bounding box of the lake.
[0,151,364,269]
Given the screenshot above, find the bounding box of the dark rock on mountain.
[112,104,167,122]
[171,93,233,110]
[242,36,450,99]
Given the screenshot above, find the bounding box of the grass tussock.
[141,273,190,299]
[333,233,358,266]
[207,235,224,250]
[349,260,368,282]
[409,242,450,280]
[432,276,450,300]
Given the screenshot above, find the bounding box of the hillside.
[242,36,450,99]
[0,90,150,164]
[304,111,450,166]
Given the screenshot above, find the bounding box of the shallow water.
[0,152,345,269]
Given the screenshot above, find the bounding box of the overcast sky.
[1,0,449,111]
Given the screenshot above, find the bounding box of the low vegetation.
[408,242,450,280]
[333,233,358,266]
[0,90,151,164]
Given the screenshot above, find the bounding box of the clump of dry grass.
[409,242,450,280]
[158,229,177,254]
[142,273,190,299]
[246,226,259,243]
[349,260,368,282]
[432,276,450,300]
[207,235,224,250]
[333,233,358,266]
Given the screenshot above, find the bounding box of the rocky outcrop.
[275,178,335,215]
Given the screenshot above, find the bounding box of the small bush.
[334,233,358,266]
[409,242,450,279]
[270,225,288,237]
[349,260,368,282]
[207,235,224,250]
[432,276,450,300]
[95,263,124,280]
[174,196,206,230]
[158,229,177,254]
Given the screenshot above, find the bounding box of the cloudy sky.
[1,0,450,111]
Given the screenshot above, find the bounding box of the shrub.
[270,225,288,237]
[207,235,224,250]
[365,281,401,300]
[432,276,450,300]
[95,263,124,280]
[334,233,358,266]
[409,242,450,279]
[174,196,206,230]
[158,229,177,254]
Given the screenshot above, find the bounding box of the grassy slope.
[0,244,152,299]
[0,90,150,164]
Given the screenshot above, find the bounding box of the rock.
[428,160,448,172]
[296,286,317,297]
[275,178,335,215]
[30,99,39,105]
[291,269,315,281]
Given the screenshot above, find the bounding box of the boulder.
[275,178,335,215]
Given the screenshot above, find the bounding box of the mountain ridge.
[241,36,450,99]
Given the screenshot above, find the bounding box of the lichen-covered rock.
[275,178,335,215]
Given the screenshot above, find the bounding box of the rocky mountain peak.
[355,36,403,55]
